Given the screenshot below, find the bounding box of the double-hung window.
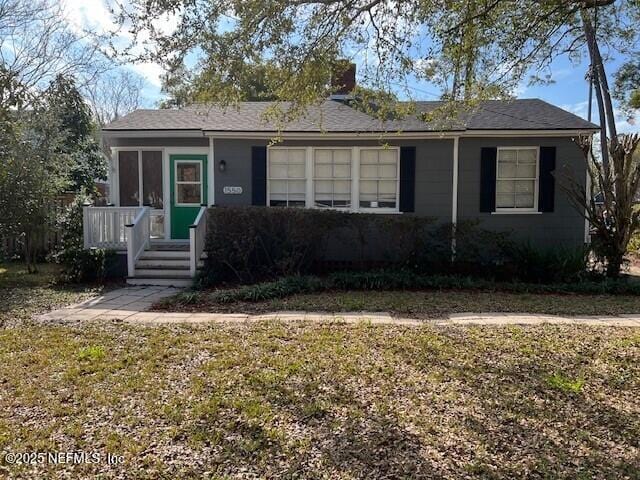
[268,148,306,207]
[496,147,539,211]
[359,148,399,209]
[314,148,351,208]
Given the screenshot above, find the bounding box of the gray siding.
[458,137,586,247]
[214,139,268,206]
[412,139,453,221]
[106,134,588,249]
[213,138,454,222]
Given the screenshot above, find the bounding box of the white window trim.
[494,146,540,213]
[267,146,400,214]
[114,147,168,239]
[266,147,307,207]
[174,159,204,207]
[357,146,401,214]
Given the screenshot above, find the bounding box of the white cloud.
[130,62,165,87]
[62,0,178,95]
[63,0,118,36]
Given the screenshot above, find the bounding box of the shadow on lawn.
[181,326,639,479]
[189,387,442,478]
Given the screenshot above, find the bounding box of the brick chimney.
[331,62,356,95]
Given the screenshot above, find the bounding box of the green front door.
[170,154,208,239]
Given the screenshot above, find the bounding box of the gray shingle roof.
[103,98,598,133]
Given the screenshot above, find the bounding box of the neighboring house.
[85,92,598,286]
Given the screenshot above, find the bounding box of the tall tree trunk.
[579,6,632,277]
[462,0,477,101]
[580,8,617,167]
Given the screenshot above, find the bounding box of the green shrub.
[501,242,592,283]
[212,276,325,303]
[206,270,640,304]
[203,207,343,284]
[202,207,505,286]
[201,207,593,287]
[51,196,121,282]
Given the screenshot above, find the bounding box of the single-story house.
[87,95,598,286]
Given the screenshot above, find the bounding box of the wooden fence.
[0,194,75,259]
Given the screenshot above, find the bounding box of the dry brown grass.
[0,321,638,479]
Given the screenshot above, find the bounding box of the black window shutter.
[251,146,267,206]
[399,146,416,213]
[538,146,556,212]
[480,147,497,212]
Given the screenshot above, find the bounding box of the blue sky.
[65,0,636,134]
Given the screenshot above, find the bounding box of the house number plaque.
[223,186,243,194]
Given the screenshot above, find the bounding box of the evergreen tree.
[45,74,106,194]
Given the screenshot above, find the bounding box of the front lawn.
[0,322,637,478]
[0,263,107,326]
[156,288,640,318]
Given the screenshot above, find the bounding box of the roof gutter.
[101,129,205,138]
[202,129,598,140]
[100,128,598,140]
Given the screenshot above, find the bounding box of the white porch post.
[209,136,215,206]
[126,225,135,277]
[451,137,459,225]
[451,136,460,258]
[83,205,91,249]
[111,147,120,206]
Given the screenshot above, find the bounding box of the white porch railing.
[125,207,151,277]
[189,206,208,277]
[83,206,142,250]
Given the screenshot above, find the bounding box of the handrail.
[125,207,151,277]
[189,205,208,277]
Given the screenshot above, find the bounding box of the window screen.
[118,151,139,206]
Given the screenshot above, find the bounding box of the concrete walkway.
[37,286,640,327]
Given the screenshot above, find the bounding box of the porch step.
[126,277,193,287]
[148,243,189,251]
[139,250,190,260]
[128,242,201,288]
[136,258,191,268]
[134,268,192,278]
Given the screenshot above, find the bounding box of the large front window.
[496,147,538,211]
[267,146,399,213]
[268,148,306,207]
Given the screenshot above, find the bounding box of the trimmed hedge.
[201,207,591,287]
